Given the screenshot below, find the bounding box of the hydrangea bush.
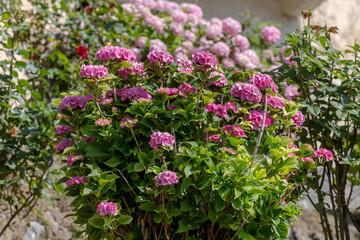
[55,46,313,239]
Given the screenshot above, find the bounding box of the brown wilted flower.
[9,128,18,138]
[328,26,339,34]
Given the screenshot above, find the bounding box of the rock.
[23,221,45,240]
[44,211,59,234]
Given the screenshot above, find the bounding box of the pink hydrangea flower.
[149,39,167,52]
[247,110,275,130]
[120,116,137,128]
[155,171,179,186]
[204,103,227,118]
[207,134,222,142]
[283,83,300,99]
[177,59,194,74]
[99,98,113,105]
[97,202,117,216]
[208,71,228,87]
[222,17,242,35]
[178,83,197,96]
[155,87,179,96]
[224,102,237,112]
[211,42,230,57]
[249,73,278,93]
[243,49,260,66]
[265,95,285,110]
[131,47,142,61]
[96,46,136,62]
[281,46,296,66]
[144,14,165,34]
[67,154,84,166]
[131,62,144,75]
[233,53,255,69]
[58,95,88,111]
[118,67,132,78]
[206,18,223,39]
[56,125,73,135]
[80,65,109,79]
[232,35,250,51]
[261,26,281,44]
[192,51,218,69]
[82,136,97,143]
[314,149,333,161]
[66,176,86,188]
[222,125,246,137]
[135,36,148,47]
[291,111,305,127]
[288,141,299,149]
[184,30,196,42]
[147,50,174,64]
[149,131,175,149]
[230,83,262,103]
[302,157,315,164]
[56,138,73,152]
[95,118,112,126]
[222,58,235,69]
[171,9,188,23]
[119,87,152,101]
[180,3,203,19]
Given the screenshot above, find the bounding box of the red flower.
[85,6,91,14]
[76,46,89,60]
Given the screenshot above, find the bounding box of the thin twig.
[250,94,268,167]
[118,170,138,198]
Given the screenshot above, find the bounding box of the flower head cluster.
[76,46,89,60]
[56,125,73,135]
[120,116,137,128]
[149,131,175,149]
[314,149,333,161]
[207,134,222,142]
[192,51,218,69]
[232,35,250,51]
[66,176,86,188]
[96,46,136,62]
[266,95,285,110]
[221,147,237,155]
[291,111,305,127]
[222,17,242,35]
[119,87,152,101]
[80,65,109,79]
[155,87,179,96]
[97,202,117,216]
[177,59,193,74]
[261,26,281,44]
[249,73,278,93]
[67,154,84,166]
[222,125,246,137]
[208,71,228,87]
[99,98,113,105]
[302,157,315,164]
[230,83,262,103]
[211,42,230,57]
[178,83,197,96]
[147,50,174,64]
[95,118,112,126]
[56,138,72,152]
[118,67,132,78]
[247,110,274,130]
[204,102,236,118]
[59,95,88,111]
[155,171,179,186]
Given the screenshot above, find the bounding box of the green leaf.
[180,199,193,212]
[237,230,257,240]
[116,215,133,225]
[88,215,106,229]
[2,13,11,20]
[104,155,122,168]
[181,178,192,193]
[134,163,145,172]
[139,202,156,212]
[177,219,192,233]
[184,165,193,177]
[74,205,94,225]
[330,101,343,110]
[231,198,242,210]
[196,174,211,190]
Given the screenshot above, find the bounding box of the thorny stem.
[250,94,267,167]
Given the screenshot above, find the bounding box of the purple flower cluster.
[291,111,305,127]
[178,83,197,96]
[67,154,84,166]
[80,65,109,79]
[232,35,250,51]
[208,71,228,87]
[247,110,275,130]
[265,95,285,110]
[96,46,136,62]
[207,135,222,142]
[204,102,236,119]
[97,202,117,216]
[56,125,73,135]
[56,138,72,152]
[222,17,242,35]
[147,50,174,64]
[192,51,218,69]
[155,171,179,186]
[211,42,230,57]
[302,157,315,164]
[314,149,333,161]
[155,87,179,96]
[222,125,246,137]
[149,131,175,149]
[58,95,88,111]
[249,73,278,93]
[66,176,86,188]
[261,26,281,44]
[119,86,152,101]
[230,83,262,103]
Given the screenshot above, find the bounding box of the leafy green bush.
[55,45,310,239]
[270,10,360,240]
[0,8,57,235]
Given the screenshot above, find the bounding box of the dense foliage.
[271,10,360,240]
